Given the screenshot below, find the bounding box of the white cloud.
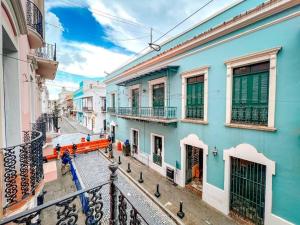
[45,0,237,97]
[86,0,237,53]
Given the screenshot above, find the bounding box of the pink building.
[0,0,58,217]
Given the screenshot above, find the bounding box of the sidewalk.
[105,147,238,225]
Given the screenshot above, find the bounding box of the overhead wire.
[115,0,215,69]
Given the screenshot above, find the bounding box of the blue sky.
[45,0,235,99]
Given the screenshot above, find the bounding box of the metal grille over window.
[231,62,269,126]
[186,75,204,119]
[230,157,266,225]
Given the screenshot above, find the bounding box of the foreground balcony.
[35,43,58,80]
[26,0,44,49]
[117,107,177,123]
[1,130,44,213]
[0,163,150,225]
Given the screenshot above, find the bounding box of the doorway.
[185,145,203,193]
[131,129,139,154]
[111,125,115,143]
[230,157,266,225]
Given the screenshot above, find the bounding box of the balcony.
[83,106,93,112]
[26,0,44,49]
[35,43,58,80]
[0,163,150,225]
[117,107,177,124]
[1,130,44,212]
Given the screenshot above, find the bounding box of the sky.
[45,0,236,99]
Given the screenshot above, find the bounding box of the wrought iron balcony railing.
[231,104,268,126]
[26,0,43,38]
[107,107,116,114]
[1,130,44,208]
[83,106,93,112]
[35,43,57,61]
[153,154,162,166]
[0,163,149,225]
[186,105,204,119]
[117,107,177,120]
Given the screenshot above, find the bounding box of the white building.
[73,81,106,133]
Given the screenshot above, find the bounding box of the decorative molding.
[11,0,28,35]
[179,134,208,192]
[105,0,298,85]
[225,47,281,129]
[150,133,165,176]
[223,143,275,225]
[181,66,209,122]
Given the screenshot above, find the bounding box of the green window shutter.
[186,75,204,119]
[232,63,269,125]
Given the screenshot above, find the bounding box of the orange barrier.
[44,139,110,161]
[117,142,122,151]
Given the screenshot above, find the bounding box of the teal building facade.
[104,1,300,224]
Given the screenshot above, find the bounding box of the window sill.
[181,119,208,125]
[225,123,277,132]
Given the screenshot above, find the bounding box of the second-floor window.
[231,62,269,126]
[186,75,204,119]
[132,88,139,108]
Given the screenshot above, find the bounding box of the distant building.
[0,0,58,218]
[58,87,73,116]
[73,81,106,133]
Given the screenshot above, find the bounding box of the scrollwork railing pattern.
[0,164,150,225]
[2,130,44,207]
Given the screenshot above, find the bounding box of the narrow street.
[53,117,237,225]
[57,117,176,225]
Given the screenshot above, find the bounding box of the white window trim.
[179,134,208,189]
[148,77,167,107]
[223,144,275,225]
[130,128,140,155]
[225,47,281,130]
[150,133,165,172]
[128,84,141,108]
[181,66,209,122]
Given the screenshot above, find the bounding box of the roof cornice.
[11,0,28,35]
[106,0,299,85]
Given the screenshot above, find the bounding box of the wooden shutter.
[232,62,269,125]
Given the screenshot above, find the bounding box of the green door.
[132,88,139,116]
[230,157,266,225]
[152,83,165,117]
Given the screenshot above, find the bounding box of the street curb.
[98,150,185,225]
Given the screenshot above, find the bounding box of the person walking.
[86,134,91,142]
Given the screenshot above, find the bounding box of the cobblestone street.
[56,117,238,225]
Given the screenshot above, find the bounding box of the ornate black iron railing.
[35,43,57,61]
[118,107,177,120]
[26,0,43,38]
[1,130,44,208]
[0,163,149,225]
[32,117,46,143]
[186,105,204,119]
[107,107,116,114]
[231,104,268,126]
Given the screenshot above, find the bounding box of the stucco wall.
[106,8,300,224]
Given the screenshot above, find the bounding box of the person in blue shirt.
[61,151,71,175]
[86,134,91,142]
